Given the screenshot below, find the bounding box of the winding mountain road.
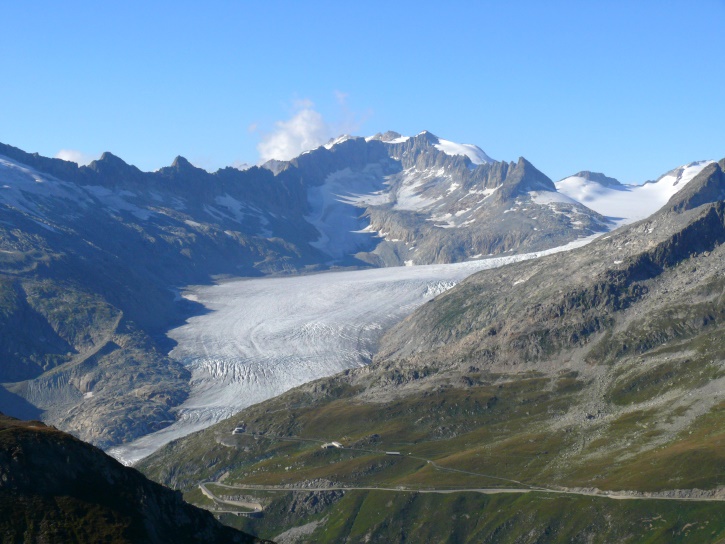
[199,430,725,514]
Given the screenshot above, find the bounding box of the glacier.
[108,236,597,465]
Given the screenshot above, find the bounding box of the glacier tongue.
[108,236,598,465]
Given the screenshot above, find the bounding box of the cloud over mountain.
[55,149,97,166]
[257,101,330,162]
[256,94,364,163]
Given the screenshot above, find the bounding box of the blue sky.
[1,1,724,182]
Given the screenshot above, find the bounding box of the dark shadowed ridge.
[0,413,270,543]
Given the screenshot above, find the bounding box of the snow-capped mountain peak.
[340,131,496,165]
[649,160,713,189]
[365,131,410,144]
[324,134,354,149]
[403,131,495,165]
[556,160,714,226]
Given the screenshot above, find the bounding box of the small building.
[321,441,344,449]
[385,451,401,456]
[232,426,246,434]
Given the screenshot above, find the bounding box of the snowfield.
[108,235,597,465]
[432,138,494,165]
[556,161,713,226]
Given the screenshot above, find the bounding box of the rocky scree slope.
[0,413,266,543]
[139,161,725,542]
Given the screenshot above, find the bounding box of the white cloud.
[55,149,97,166]
[257,106,330,163]
[255,94,367,163]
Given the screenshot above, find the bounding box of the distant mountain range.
[0,132,711,270]
[0,134,713,451]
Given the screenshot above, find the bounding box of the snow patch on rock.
[433,139,494,165]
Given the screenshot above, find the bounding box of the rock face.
[139,161,725,542]
[0,413,265,543]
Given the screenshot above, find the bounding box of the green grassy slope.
[227,490,725,543]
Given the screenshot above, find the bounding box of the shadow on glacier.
[0,385,42,421]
